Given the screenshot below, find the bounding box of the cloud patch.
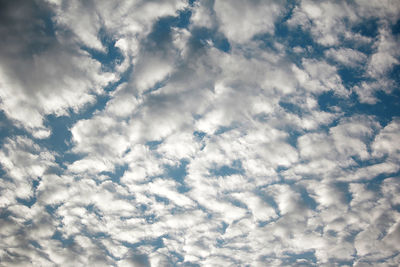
[0,0,400,266]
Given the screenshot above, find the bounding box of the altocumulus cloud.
[0,0,400,266]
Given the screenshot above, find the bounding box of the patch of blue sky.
[38,6,56,38]
[214,125,237,135]
[254,190,281,216]
[0,207,12,220]
[83,229,110,240]
[374,254,400,265]
[121,235,166,251]
[341,18,380,53]
[145,140,163,150]
[168,251,185,265]
[37,45,130,169]
[9,34,130,178]
[85,203,103,217]
[142,76,170,95]
[190,26,231,53]
[389,64,400,84]
[297,185,319,210]
[279,101,307,116]
[351,18,380,39]
[218,221,229,234]
[39,102,106,167]
[209,159,244,177]
[155,6,193,32]
[229,197,250,210]
[392,19,400,35]
[273,20,325,60]
[253,0,298,52]
[154,194,172,206]
[165,159,190,191]
[145,17,175,50]
[334,182,352,204]
[0,111,26,147]
[193,130,206,140]
[318,89,400,127]
[15,196,37,208]
[15,179,40,207]
[183,262,201,267]
[41,114,72,153]
[282,251,317,266]
[336,66,365,88]
[98,164,129,184]
[51,230,75,248]
[286,130,303,149]
[29,240,42,250]
[81,28,125,72]
[348,156,387,170]
[45,203,62,215]
[144,6,203,55]
[365,170,400,192]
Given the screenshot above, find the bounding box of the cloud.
[0,136,57,203]
[325,48,368,68]
[288,0,400,104]
[287,0,358,46]
[330,115,380,160]
[372,118,400,159]
[214,0,284,43]
[0,0,400,266]
[0,0,117,138]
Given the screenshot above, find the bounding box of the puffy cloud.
[190,0,216,29]
[369,27,400,77]
[214,0,284,43]
[288,0,400,103]
[0,0,117,138]
[330,115,380,160]
[0,136,57,204]
[296,58,348,96]
[1,0,400,266]
[372,118,400,159]
[325,48,368,68]
[287,0,358,46]
[352,26,400,103]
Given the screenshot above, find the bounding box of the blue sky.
[0,0,400,266]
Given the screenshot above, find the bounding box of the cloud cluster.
[0,0,400,266]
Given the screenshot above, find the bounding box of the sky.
[0,0,400,266]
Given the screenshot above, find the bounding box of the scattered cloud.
[0,0,399,266]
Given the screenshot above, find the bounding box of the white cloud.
[298,58,348,96]
[288,0,357,46]
[190,0,215,29]
[232,192,277,221]
[214,0,283,43]
[0,48,115,138]
[1,0,400,266]
[368,27,400,78]
[330,115,380,160]
[325,48,368,67]
[372,118,400,159]
[0,136,57,203]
